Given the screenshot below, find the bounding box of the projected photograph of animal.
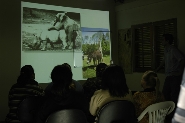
[81,27,111,78]
[22,7,82,51]
[87,50,102,65]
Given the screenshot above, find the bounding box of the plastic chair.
[137,101,175,123]
[45,109,88,123]
[96,100,138,123]
[17,96,42,123]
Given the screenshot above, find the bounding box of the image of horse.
[48,12,81,50]
[32,30,67,51]
[87,50,103,65]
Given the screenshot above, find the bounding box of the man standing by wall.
[156,34,185,122]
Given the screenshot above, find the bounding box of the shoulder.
[133,91,142,97]
[93,89,102,95]
[133,91,151,101]
[10,83,19,89]
[86,77,97,83]
[92,89,108,97]
[170,45,182,53]
[83,77,100,87]
[168,45,177,50]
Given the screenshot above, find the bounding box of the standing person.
[155,34,185,121]
[133,71,165,123]
[5,65,44,123]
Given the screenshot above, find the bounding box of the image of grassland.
[82,55,110,78]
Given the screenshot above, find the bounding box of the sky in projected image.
[21,2,110,83]
[81,27,110,44]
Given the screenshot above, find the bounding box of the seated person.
[133,70,165,123]
[5,65,44,123]
[89,64,133,117]
[45,63,83,93]
[83,63,107,103]
[34,64,89,123]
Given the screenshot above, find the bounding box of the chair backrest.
[17,96,42,123]
[45,109,88,123]
[137,101,175,123]
[97,100,138,123]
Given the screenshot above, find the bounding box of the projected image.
[21,2,110,83]
[81,27,111,78]
[22,7,82,51]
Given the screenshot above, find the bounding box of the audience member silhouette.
[34,64,89,123]
[5,65,44,123]
[133,71,165,123]
[83,63,108,103]
[45,63,83,94]
[89,64,133,117]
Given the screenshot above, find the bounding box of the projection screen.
[21,1,111,83]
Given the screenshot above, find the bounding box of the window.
[132,18,177,72]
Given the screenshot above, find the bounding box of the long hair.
[96,63,107,78]
[17,65,35,85]
[101,65,129,97]
[51,65,73,96]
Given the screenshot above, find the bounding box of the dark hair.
[96,63,108,77]
[17,65,35,84]
[62,63,71,70]
[101,65,129,97]
[142,71,157,87]
[163,34,174,45]
[51,65,73,94]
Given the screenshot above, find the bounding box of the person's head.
[62,63,71,71]
[96,63,108,77]
[162,34,174,46]
[141,71,157,89]
[101,64,129,97]
[17,65,35,84]
[51,65,73,92]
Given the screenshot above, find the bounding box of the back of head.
[62,63,72,71]
[17,65,35,85]
[51,65,73,93]
[142,71,157,88]
[101,64,129,97]
[96,63,108,77]
[163,33,174,45]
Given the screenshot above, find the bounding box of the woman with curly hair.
[133,70,165,123]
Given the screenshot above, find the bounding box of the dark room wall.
[115,0,185,91]
[0,0,116,121]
